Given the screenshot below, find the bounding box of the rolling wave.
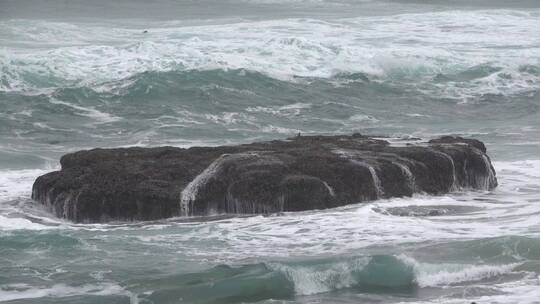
[2,67,539,172]
[2,10,540,101]
[136,254,521,303]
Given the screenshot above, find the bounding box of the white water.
[267,256,523,296]
[0,283,137,303]
[2,10,540,100]
[180,154,231,216]
[351,160,384,198]
[2,160,539,253]
[1,2,540,302]
[1,148,540,303]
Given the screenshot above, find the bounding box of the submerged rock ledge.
[32,134,497,223]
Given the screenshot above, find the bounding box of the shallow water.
[1,0,540,303]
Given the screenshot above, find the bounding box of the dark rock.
[32,134,497,223]
[428,136,486,153]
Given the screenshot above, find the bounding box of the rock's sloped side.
[32,134,497,223]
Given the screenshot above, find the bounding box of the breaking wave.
[137,254,521,303]
[2,9,540,101]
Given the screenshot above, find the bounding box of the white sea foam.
[0,7,539,303]
[180,154,230,216]
[398,255,521,287]
[135,158,540,260]
[0,283,137,303]
[495,159,540,179]
[2,159,539,247]
[268,258,369,295]
[1,10,539,101]
[260,125,303,134]
[246,103,312,117]
[349,114,379,123]
[180,152,267,215]
[1,159,536,302]
[203,112,257,126]
[0,215,54,231]
[0,169,50,202]
[0,168,70,231]
[266,255,519,296]
[396,275,540,304]
[48,98,121,124]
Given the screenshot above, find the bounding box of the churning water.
[1,0,540,303]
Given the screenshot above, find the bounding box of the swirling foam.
[0,283,137,302]
[1,10,539,101]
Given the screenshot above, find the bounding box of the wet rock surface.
[32,134,497,223]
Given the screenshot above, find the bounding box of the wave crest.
[2,10,540,101]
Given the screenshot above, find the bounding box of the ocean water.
[1,0,540,303]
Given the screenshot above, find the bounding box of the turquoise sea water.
[1,0,540,303]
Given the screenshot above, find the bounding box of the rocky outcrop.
[32,134,497,223]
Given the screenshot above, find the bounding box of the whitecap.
[0,283,137,303]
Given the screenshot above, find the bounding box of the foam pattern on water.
[1,10,540,100]
[1,5,540,303]
[0,283,137,302]
[2,160,538,251]
[1,157,539,302]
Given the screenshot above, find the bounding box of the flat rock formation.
[32,134,497,223]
